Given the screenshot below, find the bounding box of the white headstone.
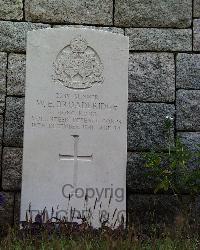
[20,27,129,228]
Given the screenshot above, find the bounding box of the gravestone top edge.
[27,26,128,39]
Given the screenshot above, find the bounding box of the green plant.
[145,116,200,195]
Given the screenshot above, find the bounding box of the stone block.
[193,19,200,51]
[115,0,192,28]
[176,54,200,89]
[0,192,14,225]
[128,103,175,151]
[0,94,6,114]
[0,21,50,53]
[8,54,26,96]
[4,97,25,147]
[128,194,199,227]
[194,0,200,18]
[177,132,200,169]
[127,153,156,192]
[0,116,4,144]
[2,147,23,190]
[0,52,7,94]
[129,53,175,102]
[125,28,192,51]
[176,90,200,131]
[0,52,7,114]
[0,0,23,20]
[25,0,113,25]
[178,132,200,152]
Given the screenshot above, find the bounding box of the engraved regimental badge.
[52,35,104,89]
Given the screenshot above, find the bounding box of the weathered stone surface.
[125,28,192,51]
[177,132,200,168]
[4,97,25,147]
[128,194,200,227]
[176,54,200,89]
[193,19,200,51]
[176,90,200,131]
[0,0,23,20]
[25,0,113,25]
[194,0,200,18]
[178,132,200,151]
[129,53,175,102]
[0,94,6,113]
[115,0,192,28]
[0,53,7,114]
[54,25,124,35]
[2,147,23,190]
[128,194,180,226]
[8,54,26,96]
[127,153,156,192]
[128,103,175,151]
[0,192,14,225]
[0,21,50,52]
[0,52,7,94]
[178,132,200,165]
[0,115,4,144]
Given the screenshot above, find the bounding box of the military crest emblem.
[52,35,104,89]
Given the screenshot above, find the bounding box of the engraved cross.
[59,135,93,187]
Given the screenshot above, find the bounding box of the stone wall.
[0,0,199,226]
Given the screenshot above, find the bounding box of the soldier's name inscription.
[31,92,122,131]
